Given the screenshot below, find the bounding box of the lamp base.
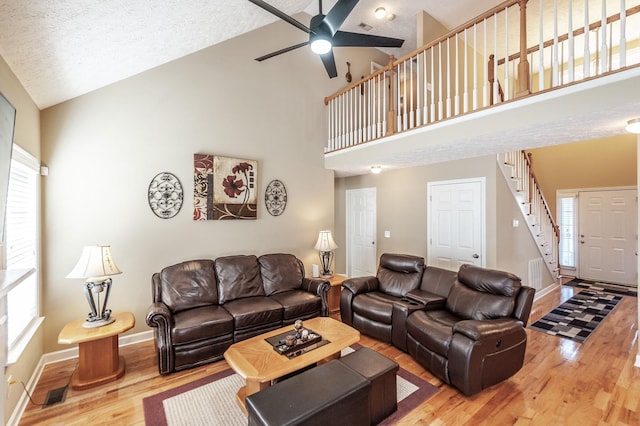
[82,317,115,329]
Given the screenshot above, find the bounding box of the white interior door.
[346,188,377,278]
[578,188,638,286]
[428,178,485,270]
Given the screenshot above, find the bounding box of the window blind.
[5,145,39,347]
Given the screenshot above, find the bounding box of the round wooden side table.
[58,311,135,390]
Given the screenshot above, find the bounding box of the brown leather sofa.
[146,253,329,374]
[340,254,535,396]
[406,263,534,395]
[339,253,425,346]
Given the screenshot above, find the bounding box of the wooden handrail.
[523,151,559,239]
[498,5,640,66]
[325,0,520,105]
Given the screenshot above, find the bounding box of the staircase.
[498,151,559,281]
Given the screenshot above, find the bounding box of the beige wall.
[334,155,555,287]
[335,155,500,271]
[0,54,43,424]
[38,21,387,354]
[529,135,637,216]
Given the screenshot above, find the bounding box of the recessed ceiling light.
[371,166,382,174]
[374,7,386,20]
[626,118,640,134]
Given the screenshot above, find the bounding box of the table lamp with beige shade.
[66,245,122,328]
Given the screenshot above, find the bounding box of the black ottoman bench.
[338,347,399,424]
[246,359,371,426]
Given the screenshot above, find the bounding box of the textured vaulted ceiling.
[0,0,504,109]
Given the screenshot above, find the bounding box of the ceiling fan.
[248,0,404,78]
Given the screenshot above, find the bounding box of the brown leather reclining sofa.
[340,253,535,396]
[146,253,330,374]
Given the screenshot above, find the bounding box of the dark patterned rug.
[565,278,637,297]
[529,290,623,343]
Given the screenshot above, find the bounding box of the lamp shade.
[66,245,122,280]
[314,231,338,251]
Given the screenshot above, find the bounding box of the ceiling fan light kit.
[248,0,404,78]
[310,35,332,54]
[626,118,640,134]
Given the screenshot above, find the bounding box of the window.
[557,193,577,269]
[5,145,39,349]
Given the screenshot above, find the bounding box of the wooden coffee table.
[224,316,360,411]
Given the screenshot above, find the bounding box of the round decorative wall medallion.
[265,179,287,216]
[148,172,183,219]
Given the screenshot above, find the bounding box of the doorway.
[346,188,377,278]
[427,178,486,270]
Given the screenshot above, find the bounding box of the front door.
[578,188,637,286]
[346,188,377,277]
[428,178,485,270]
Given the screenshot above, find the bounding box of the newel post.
[516,0,531,97]
[386,55,397,135]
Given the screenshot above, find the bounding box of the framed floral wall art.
[193,154,257,220]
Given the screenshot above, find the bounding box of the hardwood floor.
[19,284,640,425]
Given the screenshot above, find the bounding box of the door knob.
[472,254,479,259]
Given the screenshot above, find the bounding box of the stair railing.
[502,151,559,275]
[324,0,640,154]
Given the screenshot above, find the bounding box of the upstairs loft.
[324,0,640,177]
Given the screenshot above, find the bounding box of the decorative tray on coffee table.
[265,328,327,357]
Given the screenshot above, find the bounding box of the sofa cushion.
[222,296,283,330]
[446,281,516,320]
[352,292,400,325]
[215,255,265,304]
[377,253,424,297]
[269,290,321,320]
[457,263,521,297]
[171,305,233,345]
[160,260,218,313]
[420,266,457,298]
[406,309,459,357]
[258,254,303,296]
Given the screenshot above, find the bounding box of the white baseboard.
[533,281,560,300]
[8,330,153,426]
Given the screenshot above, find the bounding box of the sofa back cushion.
[446,264,521,320]
[160,260,218,313]
[216,255,265,304]
[259,253,304,296]
[420,266,457,298]
[377,253,425,297]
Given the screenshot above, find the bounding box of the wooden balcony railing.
[324,0,640,153]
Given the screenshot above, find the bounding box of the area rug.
[143,346,439,426]
[565,278,637,297]
[529,290,622,343]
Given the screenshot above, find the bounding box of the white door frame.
[346,187,377,278]
[427,177,486,268]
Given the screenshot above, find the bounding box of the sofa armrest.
[404,289,446,309]
[146,302,174,328]
[341,276,379,295]
[302,277,331,316]
[453,318,524,341]
[145,302,175,375]
[302,277,330,295]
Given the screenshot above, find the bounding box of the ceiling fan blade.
[332,30,404,48]
[255,41,310,61]
[321,0,359,36]
[319,49,338,78]
[248,0,311,34]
